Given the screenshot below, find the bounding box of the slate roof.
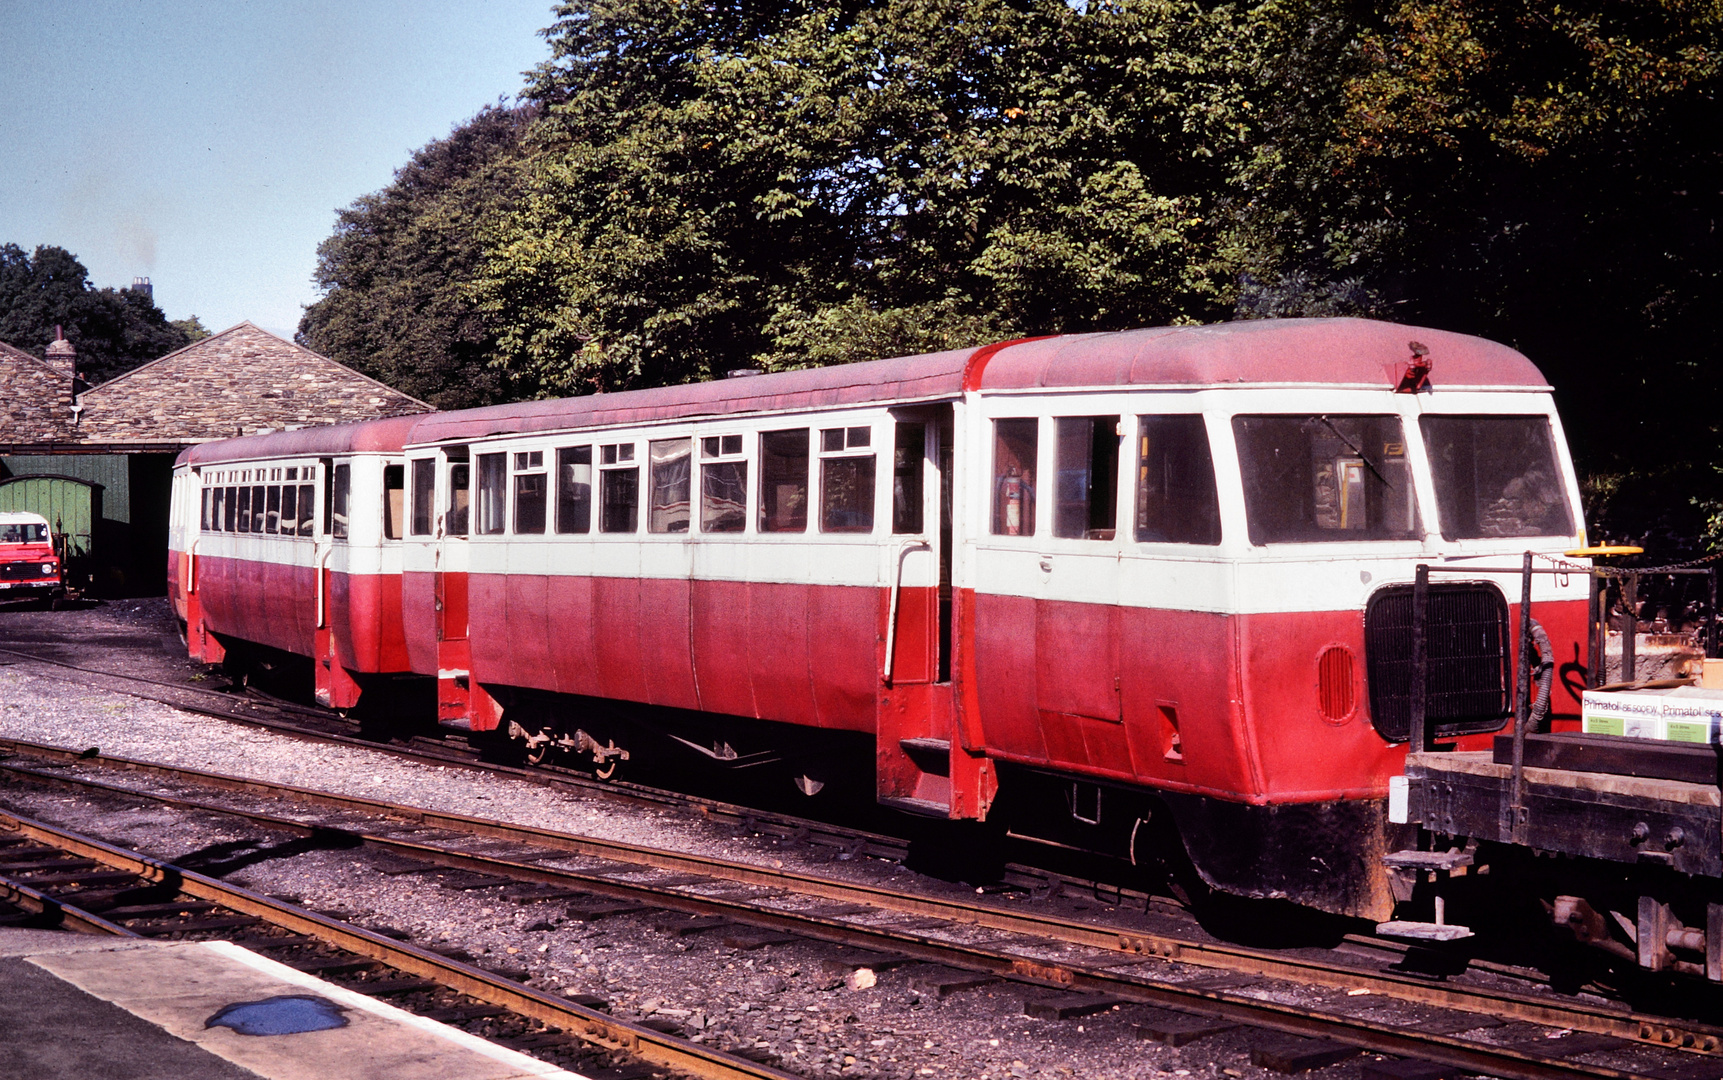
[74,322,430,446]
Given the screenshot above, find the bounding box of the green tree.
[1232,0,1723,513]
[170,316,211,343]
[298,104,535,408]
[0,244,194,384]
[473,0,1250,393]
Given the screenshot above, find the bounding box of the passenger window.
[893,423,925,534]
[601,464,639,533]
[383,464,405,540]
[447,462,470,536]
[819,426,875,533]
[1136,415,1221,545]
[200,488,211,531]
[758,429,809,533]
[296,484,315,536]
[223,486,237,531]
[410,459,435,536]
[236,486,252,533]
[991,418,1039,536]
[331,465,351,539]
[1053,416,1119,540]
[250,485,266,533]
[555,446,592,533]
[648,438,692,533]
[476,453,507,535]
[700,435,747,533]
[265,485,282,534]
[281,484,298,537]
[514,451,547,534]
[1233,415,1419,544]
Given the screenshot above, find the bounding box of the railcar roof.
[179,413,424,468]
[982,318,1545,391]
[407,318,1545,445]
[173,318,1549,465]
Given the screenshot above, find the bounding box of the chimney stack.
[45,325,75,374]
[130,277,153,302]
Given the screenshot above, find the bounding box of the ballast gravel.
[0,600,1562,1080]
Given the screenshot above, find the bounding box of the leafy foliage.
[303,0,1722,553]
[0,244,197,385]
[298,104,536,408]
[473,0,1248,392]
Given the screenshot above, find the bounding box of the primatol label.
[1580,690,1665,740]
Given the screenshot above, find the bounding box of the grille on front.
[1,562,37,580]
[1364,583,1511,742]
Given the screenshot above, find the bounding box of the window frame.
[555,445,594,535]
[699,432,749,534]
[599,440,640,534]
[817,423,878,535]
[512,448,548,535]
[1133,413,1223,546]
[758,427,810,534]
[409,458,436,537]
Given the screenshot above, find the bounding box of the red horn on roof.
[1395,340,1431,393]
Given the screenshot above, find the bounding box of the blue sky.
[0,0,554,339]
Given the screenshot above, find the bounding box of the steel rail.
[3,744,1716,1077]
[0,647,914,858]
[0,870,140,936]
[0,808,803,1080]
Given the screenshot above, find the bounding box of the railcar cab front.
[965,341,1589,922]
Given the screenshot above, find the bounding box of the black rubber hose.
[1529,618,1555,733]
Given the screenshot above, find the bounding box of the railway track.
[2,737,1719,1080]
[0,807,800,1080]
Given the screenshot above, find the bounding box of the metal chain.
[1533,549,1723,578]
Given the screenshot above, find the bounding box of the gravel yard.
[0,600,1424,1080]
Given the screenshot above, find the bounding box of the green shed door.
[0,476,100,561]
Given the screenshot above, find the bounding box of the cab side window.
[383,464,405,539]
[410,459,435,536]
[1053,416,1120,540]
[331,465,351,539]
[1136,415,1221,544]
[991,419,1038,536]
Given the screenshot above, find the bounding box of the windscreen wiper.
[1317,416,1393,489]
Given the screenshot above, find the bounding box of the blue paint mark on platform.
[206,995,349,1036]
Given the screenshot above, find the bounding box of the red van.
[0,511,64,603]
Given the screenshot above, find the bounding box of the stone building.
[0,335,78,449]
[0,322,429,595]
[75,321,427,444]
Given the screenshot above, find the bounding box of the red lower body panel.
[190,556,410,675]
[972,593,1590,805]
[462,574,888,732]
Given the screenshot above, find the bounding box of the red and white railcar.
[170,318,1590,919]
[170,415,421,707]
